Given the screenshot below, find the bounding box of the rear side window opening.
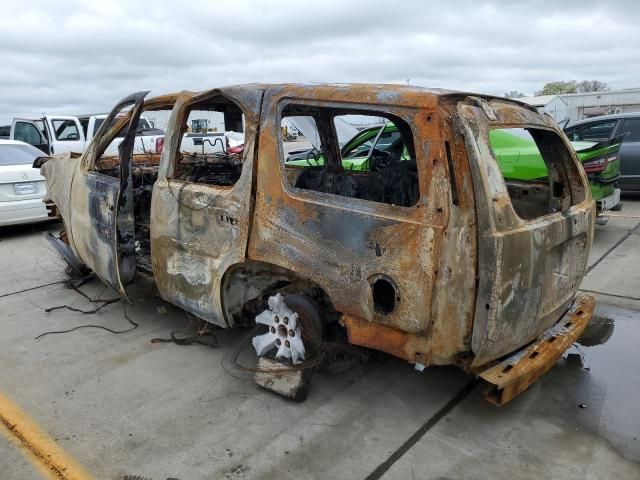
[488,127,584,221]
[280,104,420,208]
[170,95,245,187]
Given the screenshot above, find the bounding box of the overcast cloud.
[1,0,639,124]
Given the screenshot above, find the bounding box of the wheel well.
[221,260,338,328]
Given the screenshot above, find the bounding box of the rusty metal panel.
[150,87,264,326]
[456,97,595,367]
[40,152,82,254]
[426,104,478,365]
[480,294,595,405]
[342,313,430,364]
[248,86,445,339]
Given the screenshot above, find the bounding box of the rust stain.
[342,313,430,364]
[479,294,595,406]
[0,392,93,480]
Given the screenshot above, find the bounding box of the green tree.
[536,81,578,95]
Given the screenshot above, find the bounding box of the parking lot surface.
[1,198,639,480]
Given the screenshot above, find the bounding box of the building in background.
[520,88,640,124]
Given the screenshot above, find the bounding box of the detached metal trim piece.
[479,294,595,406]
[341,313,430,365]
[43,232,87,277]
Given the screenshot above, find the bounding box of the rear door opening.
[150,87,260,325]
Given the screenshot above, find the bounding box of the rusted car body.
[39,84,596,404]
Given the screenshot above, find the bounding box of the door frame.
[11,118,51,154]
[45,116,86,155]
[150,87,263,325]
[68,91,149,297]
[248,86,444,340]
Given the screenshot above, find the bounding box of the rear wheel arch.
[220,260,335,329]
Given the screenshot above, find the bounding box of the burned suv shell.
[40,84,595,405]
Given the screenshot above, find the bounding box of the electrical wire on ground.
[150,311,218,347]
[35,302,139,340]
[34,276,139,340]
[222,324,370,380]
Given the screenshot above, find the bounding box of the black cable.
[41,274,119,314]
[35,302,138,340]
[44,297,119,314]
[0,279,68,299]
[34,279,138,340]
[150,312,218,347]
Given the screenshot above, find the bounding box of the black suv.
[565,113,640,192]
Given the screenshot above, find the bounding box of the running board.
[479,294,595,406]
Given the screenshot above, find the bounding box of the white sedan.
[0,140,51,226]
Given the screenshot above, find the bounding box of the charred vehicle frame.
[38,84,596,405]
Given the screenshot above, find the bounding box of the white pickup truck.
[11,114,231,156]
[10,114,166,156]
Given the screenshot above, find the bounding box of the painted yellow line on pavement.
[0,392,93,480]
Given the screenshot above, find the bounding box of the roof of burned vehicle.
[160,83,539,112]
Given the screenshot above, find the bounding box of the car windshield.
[0,143,45,166]
[94,117,152,137]
[342,126,402,159]
[565,120,616,142]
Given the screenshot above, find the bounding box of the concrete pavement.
[0,197,639,479]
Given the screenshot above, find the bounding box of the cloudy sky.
[1,0,639,124]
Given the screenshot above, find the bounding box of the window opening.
[171,95,245,186]
[282,104,419,207]
[489,128,581,220]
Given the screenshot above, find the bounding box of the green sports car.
[489,128,622,215]
[286,123,622,215]
[286,122,409,171]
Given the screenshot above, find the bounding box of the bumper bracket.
[479,294,595,406]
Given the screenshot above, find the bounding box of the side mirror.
[33,156,52,168]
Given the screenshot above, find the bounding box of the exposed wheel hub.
[252,293,306,364]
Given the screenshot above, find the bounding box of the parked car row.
[10,113,233,158]
[10,114,167,157]
[564,113,640,192]
[3,101,639,230]
[285,115,629,219]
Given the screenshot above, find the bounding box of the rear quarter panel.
[456,97,595,367]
